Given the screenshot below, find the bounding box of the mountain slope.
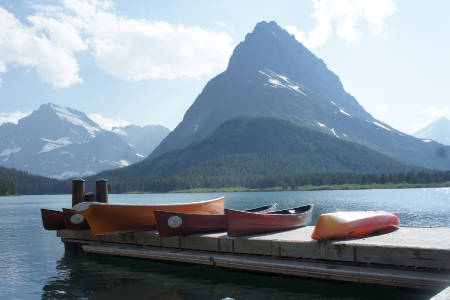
[414,117,450,145]
[149,21,450,170]
[95,116,416,189]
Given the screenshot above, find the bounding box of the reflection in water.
[42,252,432,300]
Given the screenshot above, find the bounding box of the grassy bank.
[171,181,450,193]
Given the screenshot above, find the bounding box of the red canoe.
[155,204,277,237]
[62,208,90,230]
[226,204,313,237]
[311,211,400,240]
[41,208,66,230]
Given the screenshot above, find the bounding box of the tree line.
[249,171,450,189]
[0,179,17,196]
[109,170,450,193]
[0,166,71,195]
[2,165,449,195]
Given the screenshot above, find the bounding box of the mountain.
[149,21,450,170]
[414,117,450,145]
[113,125,170,157]
[94,116,417,191]
[0,103,168,179]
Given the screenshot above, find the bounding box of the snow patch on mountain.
[100,160,130,167]
[316,121,326,127]
[53,169,96,179]
[38,137,72,154]
[52,170,81,180]
[339,108,351,117]
[373,121,391,131]
[50,104,100,136]
[331,128,339,138]
[259,69,307,96]
[0,147,21,161]
[112,128,128,136]
[421,139,432,143]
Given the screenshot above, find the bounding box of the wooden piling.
[71,179,85,207]
[83,192,96,202]
[95,179,108,203]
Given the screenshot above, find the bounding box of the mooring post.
[84,192,96,202]
[72,179,85,207]
[96,178,108,203]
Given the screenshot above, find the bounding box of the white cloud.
[88,113,130,131]
[0,1,233,87]
[89,21,233,81]
[286,0,397,49]
[373,104,388,112]
[0,111,29,125]
[425,106,449,118]
[0,6,84,87]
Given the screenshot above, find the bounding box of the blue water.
[1,188,449,299]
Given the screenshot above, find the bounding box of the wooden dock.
[58,226,450,291]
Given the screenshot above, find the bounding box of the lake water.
[1,188,449,299]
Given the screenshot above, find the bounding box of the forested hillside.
[92,116,421,192]
[0,166,70,195]
[0,179,17,196]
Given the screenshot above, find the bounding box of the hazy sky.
[0,0,449,133]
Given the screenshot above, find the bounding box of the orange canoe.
[311,211,400,240]
[74,197,225,234]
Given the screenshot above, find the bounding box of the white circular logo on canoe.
[70,214,85,224]
[168,216,182,228]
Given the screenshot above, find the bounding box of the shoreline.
[133,181,450,194]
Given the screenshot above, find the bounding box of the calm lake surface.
[1,188,449,299]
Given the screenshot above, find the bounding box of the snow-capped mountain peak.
[0,103,170,178]
[49,103,101,137]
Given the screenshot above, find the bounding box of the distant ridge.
[414,117,450,146]
[113,124,170,157]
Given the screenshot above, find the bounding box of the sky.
[0,0,449,133]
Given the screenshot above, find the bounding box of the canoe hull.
[155,204,277,237]
[311,211,400,240]
[41,209,65,230]
[155,212,226,236]
[77,197,225,235]
[226,205,313,237]
[62,208,90,230]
